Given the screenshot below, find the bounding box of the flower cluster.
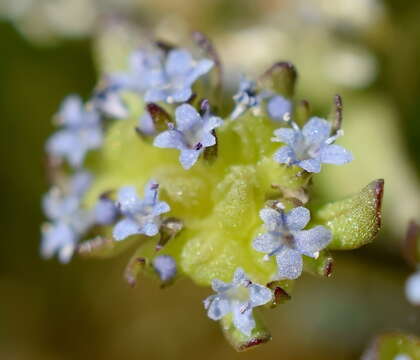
[41,34,384,351]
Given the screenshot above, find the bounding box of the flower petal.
[275,247,303,279]
[286,206,310,231]
[273,145,296,165]
[59,95,84,127]
[232,267,247,285]
[232,303,255,336]
[320,144,353,165]
[142,222,160,237]
[253,233,281,254]
[144,88,168,103]
[294,226,332,257]
[152,201,170,216]
[94,198,118,225]
[273,128,297,146]
[112,218,140,241]
[170,86,192,103]
[267,95,292,121]
[298,158,322,173]
[165,49,194,76]
[70,171,92,196]
[116,186,142,214]
[205,295,231,320]
[302,117,331,145]
[46,130,77,157]
[153,255,177,282]
[179,148,201,170]
[137,113,156,136]
[249,284,272,307]
[41,222,76,263]
[259,208,284,229]
[175,104,202,132]
[185,59,214,85]
[154,130,185,150]
[211,279,232,292]
[203,115,223,133]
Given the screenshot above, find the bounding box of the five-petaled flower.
[204,268,272,336]
[253,206,332,280]
[41,172,93,263]
[144,49,214,104]
[113,181,170,241]
[153,103,223,169]
[272,117,353,173]
[46,95,103,168]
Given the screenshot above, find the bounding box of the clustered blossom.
[204,268,272,336]
[113,181,170,241]
[253,206,332,279]
[46,95,103,168]
[154,103,223,169]
[272,116,353,173]
[41,41,360,344]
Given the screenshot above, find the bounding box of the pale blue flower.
[153,255,177,282]
[46,95,103,168]
[41,172,93,263]
[203,268,272,336]
[253,207,332,280]
[153,103,223,169]
[272,117,353,173]
[144,49,214,104]
[112,181,170,241]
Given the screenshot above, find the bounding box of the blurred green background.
[0,0,419,359]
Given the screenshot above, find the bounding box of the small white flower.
[203,268,272,336]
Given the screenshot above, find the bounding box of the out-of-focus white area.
[405,271,420,306]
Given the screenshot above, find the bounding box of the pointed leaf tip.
[315,179,384,250]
